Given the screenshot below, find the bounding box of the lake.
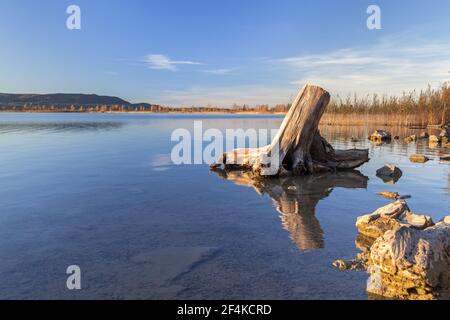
[0,113,448,299]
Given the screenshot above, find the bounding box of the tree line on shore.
[0,102,291,114]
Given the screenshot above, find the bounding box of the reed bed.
[323,83,450,127]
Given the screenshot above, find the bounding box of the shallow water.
[0,113,448,299]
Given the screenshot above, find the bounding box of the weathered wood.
[210,84,369,176]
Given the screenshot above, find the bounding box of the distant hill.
[131,102,154,108]
[0,93,131,106]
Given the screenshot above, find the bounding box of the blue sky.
[1,0,450,106]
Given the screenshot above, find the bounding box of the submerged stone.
[404,135,417,143]
[439,127,450,143]
[418,132,429,139]
[429,135,439,143]
[376,192,400,200]
[376,164,402,184]
[369,130,391,142]
[332,259,352,270]
[332,257,366,272]
[409,154,429,163]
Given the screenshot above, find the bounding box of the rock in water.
[355,200,434,240]
[440,127,450,143]
[419,132,429,139]
[367,221,450,300]
[336,199,450,300]
[404,135,417,143]
[332,258,367,272]
[429,141,439,149]
[332,259,352,270]
[376,192,410,200]
[409,154,430,163]
[376,164,403,184]
[376,192,400,200]
[369,130,391,142]
[429,135,440,143]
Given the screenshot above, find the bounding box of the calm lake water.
[0,113,449,299]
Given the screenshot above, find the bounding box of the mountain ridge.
[0,93,137,106]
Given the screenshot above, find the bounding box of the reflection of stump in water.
[213,169,368,251]
[273,187,326,250]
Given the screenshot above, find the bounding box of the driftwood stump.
[210,84,369,176]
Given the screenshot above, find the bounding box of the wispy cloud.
[202,68,238,75]
[279,49,384,67]
[140,33,450,106]
[273,37,450,96]
[144,54,202,71]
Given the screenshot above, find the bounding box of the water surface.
[0,113,448,299]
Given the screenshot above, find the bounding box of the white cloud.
[141,34,450,106]
[202,68,238,75]
[144,54,201,71]
[279,49,385,67]
[274,38,450,97]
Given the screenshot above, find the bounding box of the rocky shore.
[333,200,450,300]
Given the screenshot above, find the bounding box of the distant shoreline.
[0,110,288,115]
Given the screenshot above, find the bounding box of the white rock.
[368,223,450,299]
